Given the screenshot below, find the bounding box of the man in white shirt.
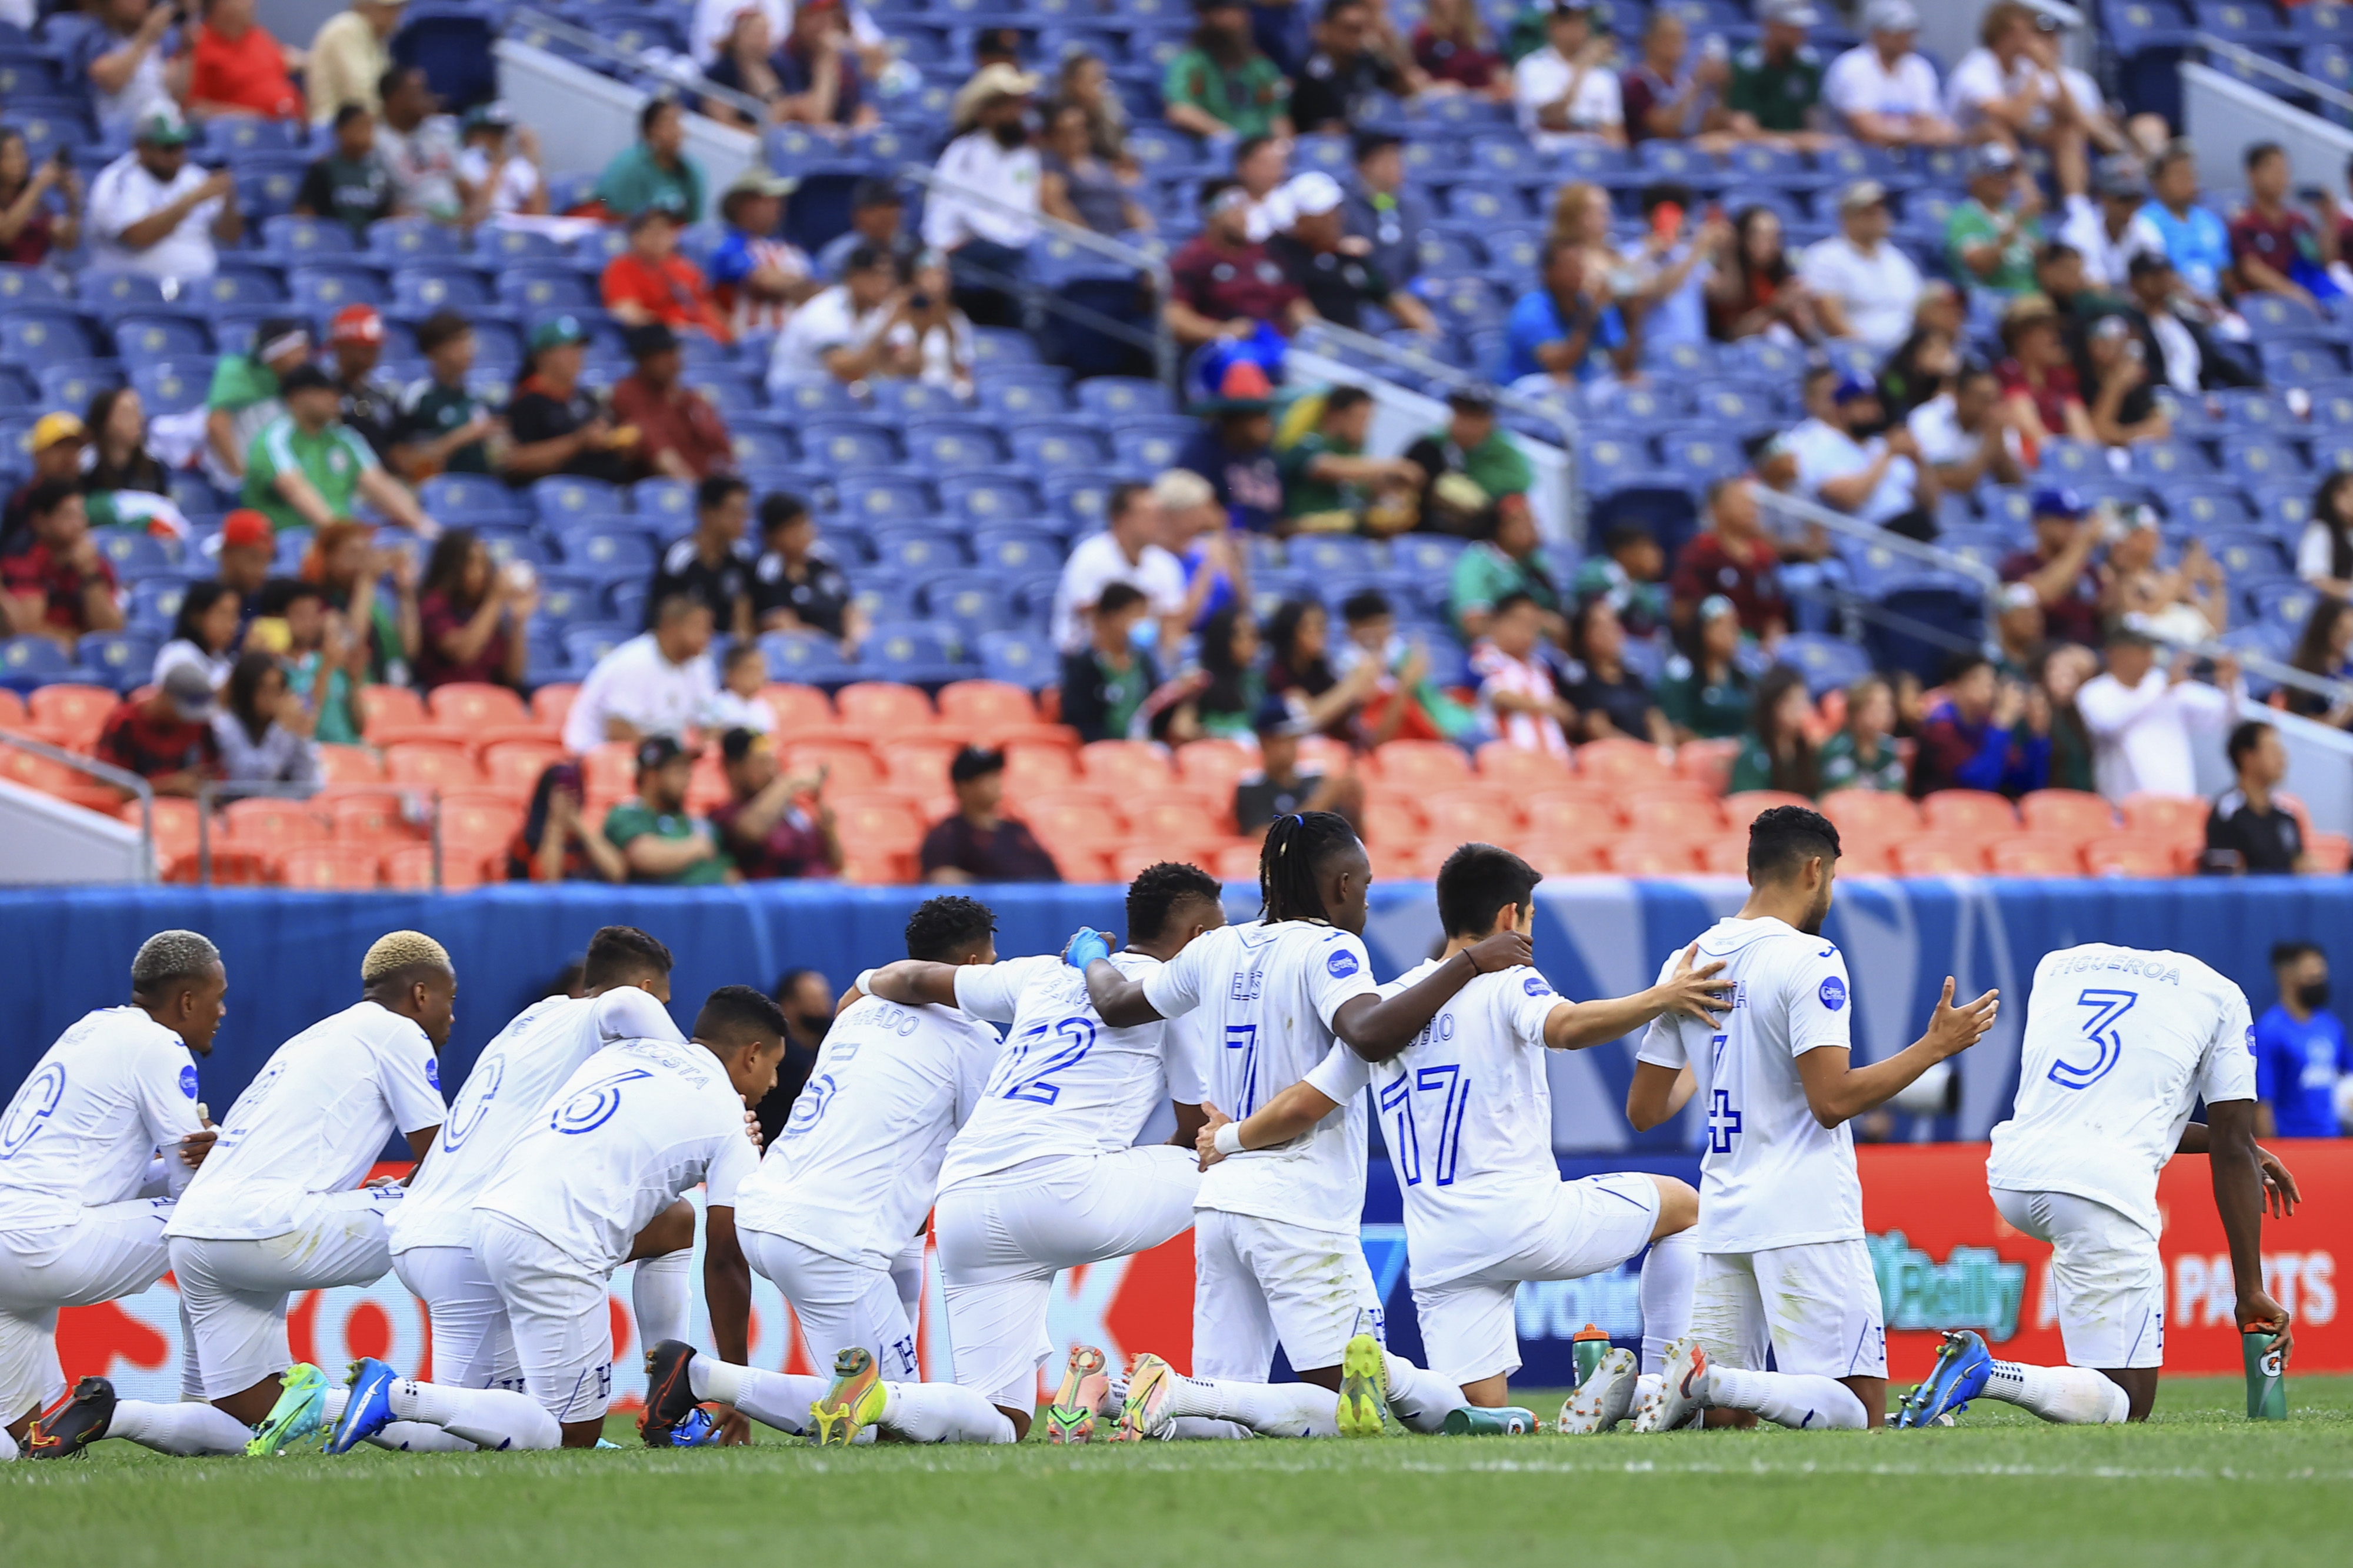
[85,112,242,282]
[2058,155,2167,291]
[1192,846,1732,1432]
[1944,3,2119,198]
[1784,371,1939,538]
[2077,622,2242,803]
[159,932,452,1452]
[561,596,720,753]
[375,66,465,223]
[924,65,1041,329]
[1908,364,2027,491]
[1799,182,1922,355]
[1080,811,1533,1439]
[644,897,1018,1446]
[74,0,178,134]
[764,244,904,393]
[326,986,782,1452]
[8,933,226,1460]
[1628,805,1998,1432]
[691,0,886,72]
[1514,3,1626,153]
[1049,481,1189,652]
[1822,0,1957,149]
[1898,945,2291,1427]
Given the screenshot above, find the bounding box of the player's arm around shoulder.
[1794,969,1999,1130]
[1194,1043,1369,1170]
[1542,940,1733,1052]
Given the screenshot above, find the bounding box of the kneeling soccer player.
[329,986,784,1452]
[1897,942,2295,1427]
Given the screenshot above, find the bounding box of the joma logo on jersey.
[1868,1230,2027,1341]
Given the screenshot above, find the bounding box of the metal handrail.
[2194,34,2353,119]
[0,731,156,883]
[193,779,447,889]
[509,8,772,121]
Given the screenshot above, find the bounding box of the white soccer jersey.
[388,987,682,1255]
[0,1007,204,1232]
[1142,919,1382,1233]
[1638,916,1861,1254]
[1988,944,2257,1240]
[732,995,1002,1269]
[936,952,1202,1192]
[165,1002,445,1243]
[472,1036,762,1276]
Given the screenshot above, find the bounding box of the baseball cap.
[722,167,799,206]
[949,745,1006,783]
[1285,171,1344,219]
[1252,695,1314,737]
[2106,615,2159,648]
[1864,0,1920,31]
[719,727,771,765]
[276,363,334,396]
[161,660,217,722]
[1697,593,1738,625]
[1971,141,2019,177]
[2030,485,2087,521]
[1837,179,1888,213]
[849,176,902,209]
[1830,373,1878,405]
[625,321,680,359]
[2089,312,2132,342]
[220,509,275,551]
[136,111,192,147]
[1446,384,1498,413]
[328,303,384,346]
[2095,152,2147,198]
[530,314,591,352]
[635,735,696,772]
[462,101,516,134]
[1997,582,2041,612]
[1760,0,1822,23]
[31,412,85,452]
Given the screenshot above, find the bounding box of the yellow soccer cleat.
[1046,1345,1111,1444]
[1110,1353,1176,1442]
[1335,1332,1389,1438]
[807,1346,888,1447]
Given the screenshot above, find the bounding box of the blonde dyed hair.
[361,930,452,985]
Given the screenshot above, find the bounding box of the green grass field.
[6,1376,2349,1566]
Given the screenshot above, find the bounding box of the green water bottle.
[1442,1406,1541,1435]
[2243,1329,2288,1420]
[1571,1323,1611,1389]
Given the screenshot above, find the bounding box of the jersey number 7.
[2050,989,2135,1092]
[1379,1064,1470,1187]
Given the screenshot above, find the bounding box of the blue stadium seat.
[1112,426,1188,471]
[0,635,74,690]
[1658,431,1748,481]
[289,265,386,313]
[1075,376,1176,421]
[1009,427,1109,471]
[837,476,938,525]
[90,531,176,577]
[628,478,697,528]
[368,218,468,266]
[768,379,868,418]
[1389,532,1467,581]
[561,623,635,672]
[258,215,357,265]
[0,310,98,369]
[531,572,605,629]
[201,116,305,159]
[1773,633,1879,698]
[393,266,495,312]
[848,576,923,626]
[125,575,198,633]
[969,526,1063,575]
[975,375,1071,421]
[2221,438,2306,482]
[112,315,212,361]
[870,379,971,419]
[941,475,1042,527]
[2037,438,2106,479]
[976,630,1056,689]
[2129,439,2218,479]
[1934,525,2013,578]
[799,421,899,471]
[422,472,528,523]
[2238,292,2328,343]
[36,361,118,414]
[1435,181,1529,225]
[869,528,971,573]
[1288,535,1387,579]
[1045,472,1118,533]
[761,630,857,685]
[1687,382,1781,431]
[2259,338,2348,385]
[2252,578,2321,630]
[75,631,156,692]
[2204,528,2290,581]
[531,476,624,525]
[2247,482,2314,539]
[2156,479,2255,531]
[476,226,572,267]
[76,272,178,321]
[0,265,69,308]
[606,579,648,630]
[921,572,1019,636]
[564,527,658,580]
[858,621,968,685]
[475,526,550,568]
[904,421,1008,470]
[496,268,598,314]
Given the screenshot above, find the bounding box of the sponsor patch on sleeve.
[1327,949,1361,979]
[1524,975,1552,997]
[1819,976,1847,1012]
[178,1065,199,1099]
[426,1057,441,1091]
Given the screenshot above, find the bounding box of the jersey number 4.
[2049,989,2135,1092]
[1379,1064,1469,1187]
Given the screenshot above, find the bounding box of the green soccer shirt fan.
[241,364,436,535]
[1163,0,1290,138]
[603,735,735,885]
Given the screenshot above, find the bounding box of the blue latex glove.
[1064,928,1112,969]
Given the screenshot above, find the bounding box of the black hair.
[1096,581,1148,616]
[582,925,675,989]
[721,640,762,673]
[1490,588,1538,620]
[225,649,282,745]
[1108,480,1151,524]
[1197,176,1239,210]
[1435,842,1541,939]
[333,102,371,131]
[1748,804,1842,883]
[1751,665,1821,798]
[759,492,810,532]
[1259,809,1363,923]
[654,592,711,628]
[256,578,324,618]
[169,579,241,652]
[2246,140,2285,173]
[1233,134,1274,173]
[1324,384,1371,416]
[906,895,996,961]
[415,308,472,355]
[639,96,679,137]
[1340,587,1392,625]
[376,66,421,105]
[1942,649,1995,686]
[1602,522,1654,556]
[2272,939,2323,969]
[772,966,827,1006]
[2228,718,2275,769]
[25,476,78,521]
[2034,239,2081,268]
[1126,861,1224,943]
[1196,603,1259,718]
[420,526,485,608]
[1265,598,1334,696]
[1352,130,1401,164]
[842,242,889,276]
[2150,141,2194,181]
[2291,594,2352,680]
[1320,0,1365,17]
[698,473,750,514]
[692,983,789,1047]
[1639,181,1695,216]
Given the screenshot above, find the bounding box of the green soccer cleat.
[1045,1345,1110,1444]
[1335,1332,1389,1438]
[807,1346,888,1447]
[246,1362,331,1456]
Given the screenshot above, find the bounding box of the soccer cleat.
[1895,1330,1994,1429]
[1045,1345,1111,1444]
[1558,1346,1639,1433]
[669,1407,722,1446]
[26,1376,117,1458]
[1635,1338,1709,1433]
[639,1339,701,1447]
[807,1346,887,1447]
[1335,1332,1389,1438]
[245,1362,331,1456]
[325,1358,399,1455]
[1110,1353,1177,1442]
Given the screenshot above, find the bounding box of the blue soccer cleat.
[669,1407,722,1446]
[325,1357,400,1454]
[1896,1330,1993,1429]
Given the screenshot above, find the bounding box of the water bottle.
[1571,1323,1611,1389]
[2242,1329,2288,1421]
[1441,1406,1541,1435]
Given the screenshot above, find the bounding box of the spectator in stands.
[1334,589,1459,745]
[1236,133,1297,242]
[705,169,815,338]
[81,388,172,522]
[1908,362,2025,491]
[1448,494,1561,645]
[1784,373,1938,542]
[1615,185,1728,352]
[2253,942,2344,1132]
[601,207,730,343]
[457,103,544,222]
[925,65,1042,327]
[304,519,417,683]
[1271,175,1439,339]
[86,111,240,282]
[647,473,755,640]
[1992,581,2047,680]
[2060,153,2164,292]
[262,578,361,745]
[153,579,242,688]
[503,316,632,487]
[1992,296,2093,452]
[0,126,81,268]
[1402,386,1532,536]
[2000,485,2104,649]
[1412,0,1508,97]
[1231,699,1357,835]
[607,326,734,486]
[562,593,721,752]
[294,104,396,238]
[1514,3,1624,152]
[1706,205,1825,343]
[1277,385,1424,535]
[920,745,1062,883]
[244,364,436,535]
[2300,473,2353,601]
[1156,467,1248,632]
[1658,594,1752,742]
[1266,596,1382,739]
[1822,0,1955,149]
[389,310,496,481]
[95,659,221,796]
[73,0,179,136]
[2203,722,2312,875]
[1168,603,1265,743]
[1059,582,1163,744]
[212,508,272,614]
[306,0,401,128]
[1947,142,2043,300]
[1049,480,1187,653]
[199,318,307,488]
[1799,181,1921,355]
[1054,48,1132,165]
[604,735,735,885]
[1041,99,1147,238]
[1818,673,1907,792]
[1568,522,1666,639]
[1505,237,1636,395]
[1,414,88,556]
[1339,132,1425,289]
[1945,4,2106,199]
[1561,595,1668,743]
[2033,640,2097,790]
[1909,652,2050,798]
[374,65,463,224]
[1291,0,1421,132]
[705,642,772,735]
[2231,142,2338,313]
[596,98,705,223]
[752,492,863,652]
[1165,0,1291,139]
[1166,182,1311,347]
[1878,316,1963,422]
[2122,251,2255,396]
[766,243,913,391]
[712,727,842,880]
[211,648,319,790]
[1671,476,1788,644]
[1729,666,1820,796]
[325,304,396,461]
[2283,598,2353,728]
[1724,0,1831,149]
[774,0,877,131]
[2078,622,2241,802]
[510,760,626,882]
[2076,313,2172,447]
[1622,9,1732,147]
[818,178,918,281]
[2141,141,2230,308]
[1467,589,1570,758]
[882,251,977,396]
[1176,372,1285,534]
[413,526,532,692]
[0,479,122,649]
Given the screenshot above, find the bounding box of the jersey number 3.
[2051,989,2135,1091]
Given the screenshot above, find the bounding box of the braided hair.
[1259,810,1362,925]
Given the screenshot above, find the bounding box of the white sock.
[1705,1366,1869,1430]
[1162,1374,1339,1437]
[691,1356,828,1436]
[322,1384,349,1423]
[1983,1361,2130,1424]
[1634,1372,1662,1408]
[889,1235,926,1323]
[1379,1352,1457,1433]
[880,1380,1016,1443]
[389,1378,561,1449]
[106,1399,251,1455]
[632,1251,695,1350]
[367,1420,476,1452]
[1165,1416,1251,1439]
[1638,1230,1698,1376]
[176,1296,204,1403]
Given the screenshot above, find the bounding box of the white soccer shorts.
[934,1146,1199,1410]
[472,1213,616,1424]
[1692,1239,1888,1382]
[1994,1187,2165,1370]
[392,1245,524,1392]
[742,1228,918,1382]
[1411,1172,1662,1386]
[169,1187,402,1402]
[0,1198,176,1421]
[1191,1207,1385,1380]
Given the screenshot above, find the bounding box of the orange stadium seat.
[1577,738,1672,788]
[1518,837,1607,875]
[1124,790,1227,841]
[1370,740,1472,792]
[427,682,530,729]
[1674,737,1740,795]
[1921,790,2018,836]
[836,847,915,885]
[1625,792,1727,836]
[385,743,482,789]
[168,848,269,886]
[1298,735,1353,773]
[1475,739,1574,790]
[356,684,429,737]
[484,741,565,793]
[2019,789,2115,839]
[1988,835,2085,876]
[383,843,494,890]
[2084,834,2178,878]
[1214,841,1264,881]
[1002,742,1078,793]
[1357,792,1429,846]
[1043,843,1115,883]
[783,742,881,790]
[220,798,330,846]
[1079,739,1174,792]
[1832,838,1896,875]
[2121,792,2209,845]
[1601,838,1701,875]
[2311,832,2353,873]
[436,791,525,855]
[754,683,835,737]
[1018,788,1125,847]
[277,844,384,890]
[1698,835,1751,875]
[528,683,579,729]
[1894,839,1986,875]
[580,744,635,800]
[1821,789,1923,839]
[330,790,421,844]
[129,796,203,869]
[26,684,115,749]
[0,689,25,727]
[1382,840,1455,879]
[316,744,384,784]
[1721,790,1810,830]
[1522,785,1618,841]
[0,744,91,798]
[879,739,962,793]
[1422,785,1526,843]
[835,681,937,733]
[938,680,1036,730]
[1175,739,1255,795]
[828,792,928,856]
[1110,840,1230,881]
